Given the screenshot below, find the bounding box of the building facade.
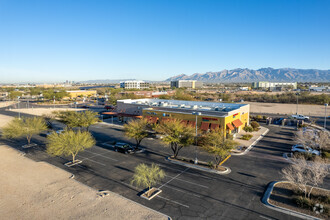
[170,80,203,89]
[252,81,297,89]
[120,81,150,89]
[116,98,249,135]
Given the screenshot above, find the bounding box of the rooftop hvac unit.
[192,105,198,109]
[179,104,185,108]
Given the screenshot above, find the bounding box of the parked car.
[46,130,64,136]
[291,144,320,156]
[114,142,135,154]
[291,114,309,120]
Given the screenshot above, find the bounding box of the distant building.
[170,80,203,88]
[120,80,150,89]
[309,86,328,92]
[120,90,176,98]
[252,81,297,90]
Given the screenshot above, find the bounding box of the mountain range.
[166,68,330,82]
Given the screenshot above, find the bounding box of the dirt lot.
[246,102,328,116]
[9,107,85,117]
[0,145,168,220]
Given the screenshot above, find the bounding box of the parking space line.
[84,149,118,161]
[159,167,189,189]
[166,175,209,189]
[78,156,106,166]
[161,185,201,198]
[157,195,189,208]
[157,163,213,180]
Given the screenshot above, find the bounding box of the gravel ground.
[246,102,328,116]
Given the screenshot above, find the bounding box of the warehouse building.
[116,99,249,135]
[170,80,203,89]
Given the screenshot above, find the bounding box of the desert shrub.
[250,121,260,130]
[243,126,253,132]
[322,152,330,159]
[208,161,214,168]
[294,196,313,210]
[293,152,317,161]
[256,115,262,121]
[263,115,267,120]
[227,134,234,140]
[241,134,253,140]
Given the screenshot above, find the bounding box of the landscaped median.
[262,181,329,220]
[166,156,231,175]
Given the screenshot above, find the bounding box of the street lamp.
[17,96,21,119]
[325,103,328,130]
[192,112,202,164]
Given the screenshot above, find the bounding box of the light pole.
[325,103,328,130]
[295,92,299,115]
[192,112,201,164]
[296,92,299,130]
[17,96,21,119]
[53,96,55,109]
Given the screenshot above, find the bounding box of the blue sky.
[0,0,329,83]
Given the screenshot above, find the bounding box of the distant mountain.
[166,68,330,82]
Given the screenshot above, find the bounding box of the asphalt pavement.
[1,105,329,219]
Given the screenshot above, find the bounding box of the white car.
[291,114,309,120]
[291,144,320,156]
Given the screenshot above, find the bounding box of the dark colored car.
[114,142,135,154]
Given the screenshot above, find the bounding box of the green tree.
[47,129,95,163]
[202,129,238,168]
[131,163,165,197]
[124,119,149,150]
[9,91,22,100]
[54,110,99,130]
[156,119,195,158]
[2,117,47,144]
[79,111,100,131]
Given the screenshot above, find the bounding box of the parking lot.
[2,119,313,220]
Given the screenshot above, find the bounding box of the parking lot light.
[325,103,328,129]
[192,112,202,164]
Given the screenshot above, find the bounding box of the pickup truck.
[291,114,309,120]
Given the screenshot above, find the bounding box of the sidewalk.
[232,126,269,155]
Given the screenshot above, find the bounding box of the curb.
[99,122,124,129]
[262,181,322,220]
[166,157,231,175]
[233,127,269,156]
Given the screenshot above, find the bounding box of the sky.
[0,0,329,83]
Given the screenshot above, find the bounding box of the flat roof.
[118,98,248,115]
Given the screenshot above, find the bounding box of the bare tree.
[307,160,329,198]
[282,156,311,198]
[315,130,330,151]
[282,156,329,199]
[295,129,317,149]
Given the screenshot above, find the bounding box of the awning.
[188,121,196,127]
[226,123,234,130]
[180,120,188,126]
[210,123,219,130]
[232,119,243,128]
[201,122,210,131]
[102,112,117,115]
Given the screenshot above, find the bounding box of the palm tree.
[124,119,149,150]
[47,129,95,163]
[131,163,165,197]
[156,119,194,158]
[2,116,47,144]
[202,128,238,168]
